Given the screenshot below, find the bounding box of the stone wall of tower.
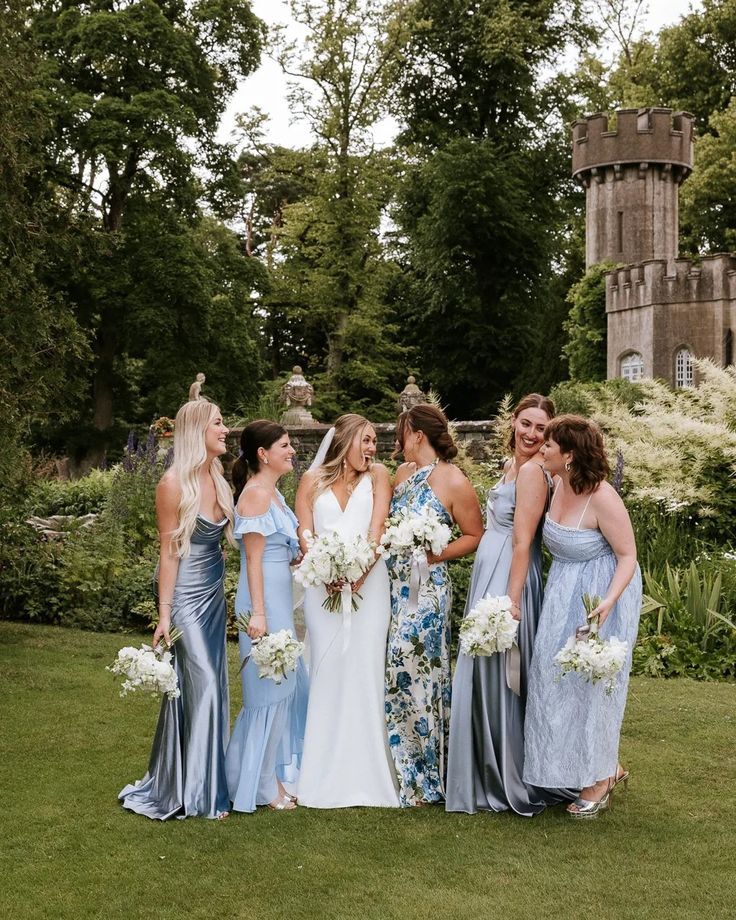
[606,255,736,384]
[572,108,694,268]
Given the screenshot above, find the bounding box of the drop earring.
[564,461,571,472]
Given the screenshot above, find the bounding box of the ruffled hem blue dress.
[225,494,309,812]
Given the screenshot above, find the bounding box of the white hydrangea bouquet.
[107,628,183,701]
[234,615,305,684]
[459,594,519,657]
[378,506,452,563]
[554,594,629,695]
[294,529,376,613]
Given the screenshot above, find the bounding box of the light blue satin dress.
[225,495,308,812]
[523,513,642,789]
[446,473,560,815]
[119,514,230,820]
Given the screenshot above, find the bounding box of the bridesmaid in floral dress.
[385,405,483,806]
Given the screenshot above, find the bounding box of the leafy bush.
[29,469,113,516]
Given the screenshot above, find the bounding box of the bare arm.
[295,470,316,554]
[238,488,272,640]
[430,472,483,564]
[591,485,638,627]
[153,473,181,648]
[506,463,548,621]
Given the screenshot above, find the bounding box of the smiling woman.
[119,400,235,820]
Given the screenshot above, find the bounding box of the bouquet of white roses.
[459,594,519,657]
[107,628,183,701]
[293,529,376,612]
[234,614,305,683]
[378,506,452,562]
[553,594,629,695]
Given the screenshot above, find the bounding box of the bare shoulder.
[441,462,472,487]
[394,462,416,487]
[237,486,272,517]
[297,469,317,492]
[591,481,624,512]
[369,461,391,484]
[157,470,180,503]
[517,458,546,485]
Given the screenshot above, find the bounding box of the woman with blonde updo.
[120,400,234,820]
[385,404,483,807]
[295,414,400,808]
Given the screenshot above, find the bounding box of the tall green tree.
[34,0,265,464]
[267,0,411,417]
[0,0,88,494]
[391,0,589,416]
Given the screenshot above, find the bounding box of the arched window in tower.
[620,352,644,382]
[675,347,694,388]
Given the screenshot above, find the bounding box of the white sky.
[219,0,703,149]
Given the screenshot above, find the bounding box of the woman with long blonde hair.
[120,400,235,820]
[295,414,400,808]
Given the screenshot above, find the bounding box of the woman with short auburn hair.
[523,415,642,819]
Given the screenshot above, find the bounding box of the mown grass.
[1,622,734,920]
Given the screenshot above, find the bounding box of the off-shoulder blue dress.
[225,494,309,812]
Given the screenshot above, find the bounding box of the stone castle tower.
[572,107,736,386]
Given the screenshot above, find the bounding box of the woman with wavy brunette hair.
[523,415,642,819]
[385,404,483,807]
[447,393,564,816]
[225,420,308,812]
[120,400,235,820]
[295,414,400,808]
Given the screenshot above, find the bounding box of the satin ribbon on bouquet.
[407,549,432,617]
[505,644,521,697]
[339,582,353,653]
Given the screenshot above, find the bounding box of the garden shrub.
[29,469,113,517]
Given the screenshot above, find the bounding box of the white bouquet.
[234,614,305,683]
[554,594,629,695]
[459,594,519,657]
[107,628,183,701]
[378,506,452,562]
[294,529,376,612]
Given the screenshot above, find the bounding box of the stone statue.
[281,366,316,425]
[398,375,427,413]
[188,372,206,401]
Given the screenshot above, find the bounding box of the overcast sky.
[219,0,704,148]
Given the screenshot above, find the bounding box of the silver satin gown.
[446,475,566,815]
[119,515,230,820]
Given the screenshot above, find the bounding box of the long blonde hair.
[310,414,373,502]
[170,400,235,556]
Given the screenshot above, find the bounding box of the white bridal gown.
[297,474,400,808]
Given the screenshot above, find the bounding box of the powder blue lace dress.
[225,494,308,812]
[523,509,642,789]
[385,462,453,806]
[119,514,230,820]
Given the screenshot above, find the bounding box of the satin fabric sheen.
[446,475,560,816]
[119,515,230,820]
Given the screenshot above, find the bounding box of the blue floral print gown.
[385,461,453,806]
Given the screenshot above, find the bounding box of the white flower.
[380,507,451,561]
[294,529,376,613]
[107,643,180,700]
[459,594,518,657]
[251,629,305,684]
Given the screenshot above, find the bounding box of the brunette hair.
[545,414,610,495]
[310,414,373,502]
[232,419,288,502]
[509,393,556,450]
[394,404,458,461]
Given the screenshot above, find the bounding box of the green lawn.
[1,623,734,920]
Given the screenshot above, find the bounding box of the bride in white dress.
[295,414,400,808]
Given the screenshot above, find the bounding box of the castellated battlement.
[606,253,736,313]
[573,108,694,183]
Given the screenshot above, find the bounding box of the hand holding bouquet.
[234,614,305,684]
[294,529,376,613]
[459,594,519,657]
[107,627,183,701]
[554,594,629,695]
